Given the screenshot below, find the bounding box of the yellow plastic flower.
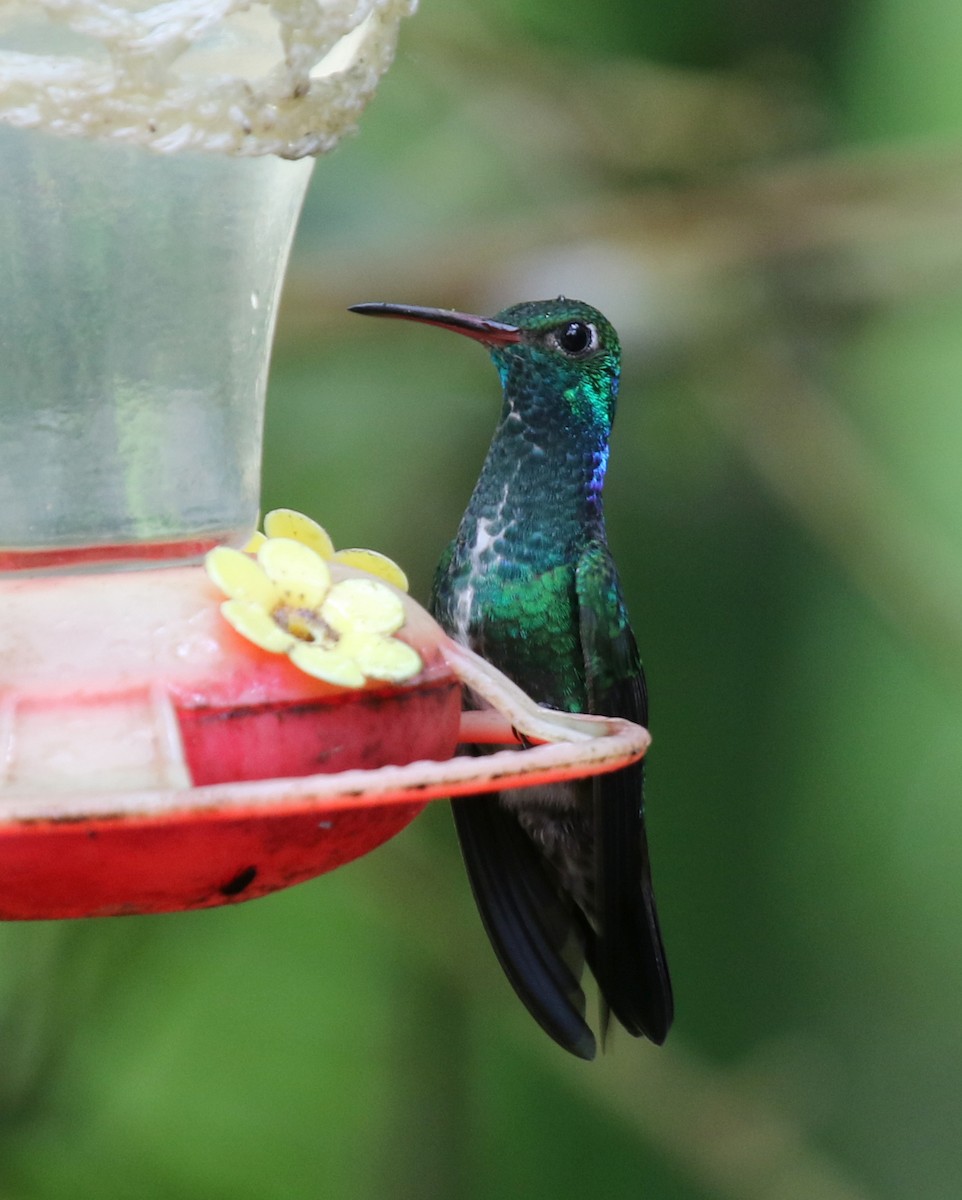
[207,512,422,689]
[263,509,409,592]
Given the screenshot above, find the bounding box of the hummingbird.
[350,298,673,1059]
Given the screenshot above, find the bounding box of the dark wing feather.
[433,542,596,1058]
[576,542,673,1044]
[451,789,597,1059]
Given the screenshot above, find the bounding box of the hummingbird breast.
[434,417,605,692]
[435,512,591,717]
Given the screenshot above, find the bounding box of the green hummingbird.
[350,298,673,1059]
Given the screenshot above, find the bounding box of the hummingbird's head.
[349,297,622,435]
[488,297,621,434]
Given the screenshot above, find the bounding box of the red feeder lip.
[0,668,649,922]
[0,564,650,921]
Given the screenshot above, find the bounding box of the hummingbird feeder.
[0,0,650,922]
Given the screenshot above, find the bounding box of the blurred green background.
[3,0,962,1197]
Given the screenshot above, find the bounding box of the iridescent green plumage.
[350,298,673,1058]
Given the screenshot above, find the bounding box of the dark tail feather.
[451,794,597,1060]
[591,761,674,1044]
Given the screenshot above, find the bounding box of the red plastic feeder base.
[0,564,652,922]
[0,797,428,920]
[0,564,461,919]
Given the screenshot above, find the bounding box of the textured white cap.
[0,0,416,156]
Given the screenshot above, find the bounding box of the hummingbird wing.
[436,548,598,1059]
[575,542,674,1045]
[451,787,597,1059]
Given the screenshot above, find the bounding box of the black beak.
[349,302,522,348]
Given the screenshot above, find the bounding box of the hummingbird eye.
[550,321,600,358]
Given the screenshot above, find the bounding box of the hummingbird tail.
[591,760,674,1044]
